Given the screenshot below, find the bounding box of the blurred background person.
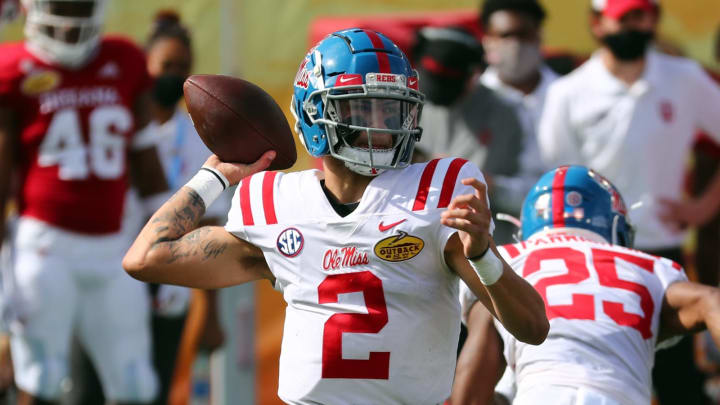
[0,0,169,403]
[479,0,556,217]
[413,25,525,245]
[538,0,720,403]
[139,11,227,405]
[65,10,228,405]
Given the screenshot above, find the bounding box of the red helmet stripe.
[364,30,391,73]
[551,166,569,227]
[262,171,278,225]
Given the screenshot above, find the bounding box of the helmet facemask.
[304,80,423,176]
[23,0,106,68]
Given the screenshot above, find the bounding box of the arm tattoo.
[150,188,205,244]
[163,227,230,264]
[146,188,232,264]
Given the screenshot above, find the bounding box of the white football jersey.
[476,232,687,405]
[225,158,488,404]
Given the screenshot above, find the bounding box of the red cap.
[593,0,658,20]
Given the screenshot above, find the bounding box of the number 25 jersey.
[225,158,486,405]
[489,233,687,405]
[0,37,151,234]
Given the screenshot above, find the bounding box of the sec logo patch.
[277,227,304,257]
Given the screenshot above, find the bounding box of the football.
[183,74,297,170]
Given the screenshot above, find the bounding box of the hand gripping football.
[183,74,297,170]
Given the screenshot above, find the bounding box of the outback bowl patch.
[21,70,61,96]
[374,231,424,262]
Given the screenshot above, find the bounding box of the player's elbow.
[123,248,159,282]
[701,288,720,323]
[513,317,549,346]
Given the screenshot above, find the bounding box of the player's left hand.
[658,196,715,231]
[440,178,492,258]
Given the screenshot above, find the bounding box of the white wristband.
[468,249,504,286]
[184,167,228,209]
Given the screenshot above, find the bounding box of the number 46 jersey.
[0,37,151,234]
[477,232,687,405]
[226,158,488,405]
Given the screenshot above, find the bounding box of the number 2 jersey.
[469,232,687,405]
[0,37,151,234]
[225,158,487,405]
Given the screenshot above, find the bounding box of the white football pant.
[8,217,157,402]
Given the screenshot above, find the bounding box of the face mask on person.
[601,29,654,61]
[152,73,186,108]
[486,39,543,84]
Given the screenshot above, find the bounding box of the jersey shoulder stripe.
[239,176,254,226]
[411,157,471,212]
[438,158,468,208]
[262,171,278,225]
[412,158,439,211]
[237,170,280,226]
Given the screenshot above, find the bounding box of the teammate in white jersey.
[122,28,549,404]
[452,165,720,405]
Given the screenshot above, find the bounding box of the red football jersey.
[0,37,151,234]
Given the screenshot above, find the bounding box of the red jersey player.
[453,165,720,405]
[123,29,549,404]
[0,1,166,404]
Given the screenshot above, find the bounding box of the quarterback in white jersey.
[453,165,720,405]
[227,157,486,403]
[123,29,549,404]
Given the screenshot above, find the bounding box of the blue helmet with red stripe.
[290,28,424,176]
[520,165,635,247]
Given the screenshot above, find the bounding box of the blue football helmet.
[520,165,635,247]
[290,28,424,176]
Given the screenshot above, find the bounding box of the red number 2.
[523,247,655,339]
[317,271,389,379]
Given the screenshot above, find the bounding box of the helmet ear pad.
[290,28,425,176]
[520,165,635,247]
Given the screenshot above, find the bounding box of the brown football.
[183,74,297,170]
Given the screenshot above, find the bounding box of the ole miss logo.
[277,228,304,257]
[294,58,310,89]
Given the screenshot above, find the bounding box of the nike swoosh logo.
[378,219,407,232]
[339,76,355,83]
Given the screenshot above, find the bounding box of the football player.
[0,1,167,404]
[123,28,549,404]
[452,165,720,405]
